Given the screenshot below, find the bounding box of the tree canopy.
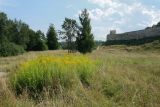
[0,12,50,57]
[0,9,95,56]
[61,18,79,53]
[47,24,59,50]
[76,9,95,54]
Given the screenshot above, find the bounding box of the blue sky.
[0,0,160,41]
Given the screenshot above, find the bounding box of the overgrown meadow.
[10,55,98,99]
[0,47,160,107]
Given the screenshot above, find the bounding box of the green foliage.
[0,11,96,56]
[13,20,30,49]
[47,24,59,50]
[0,12,7,35]
[10,55,97,99]
[0,12,48,57]
[27,30,48,51]
[0,41,25,57]
[61,18,78,53]
[76,9,95,54]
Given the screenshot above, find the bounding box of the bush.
[0,42,25,57]
[10,55,97,99]
[37,40,48,51]
[29,40,48,51]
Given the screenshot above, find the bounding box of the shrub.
[0,42,25,57]
[37,40,48,51]
[29,40,48,51]
[10,55,97,99]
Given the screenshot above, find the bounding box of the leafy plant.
[0,41,25,57]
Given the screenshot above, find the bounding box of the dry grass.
[0,47,160,107]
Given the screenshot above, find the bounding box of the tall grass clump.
[10,55,97,99]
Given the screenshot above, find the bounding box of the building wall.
[107,27,160,41]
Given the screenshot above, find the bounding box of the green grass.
[10,55,98,99]
[0,47,160,107]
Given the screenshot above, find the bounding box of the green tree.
[47,24,59,50]
[4,20,18,42]
[34,30,48,51]
[61,18,78,53]
[0,12,50,56]
[0,41,25,57]
[27,30,48,51]
[0,12,8,41]
[76,9,95,54]
[14,20,30,49]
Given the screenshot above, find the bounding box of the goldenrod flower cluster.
[11,54,97,97]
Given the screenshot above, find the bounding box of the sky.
[0,0,160,41]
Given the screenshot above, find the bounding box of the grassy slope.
[0,47,160,107]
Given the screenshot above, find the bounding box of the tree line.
[0,9,94,57]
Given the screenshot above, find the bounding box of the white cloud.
[88,8,104,20]
[142,8,160,26]
[83,0,160,40]
[113,19,126,25]
[88,0,118,8]
[93,26,123,40]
